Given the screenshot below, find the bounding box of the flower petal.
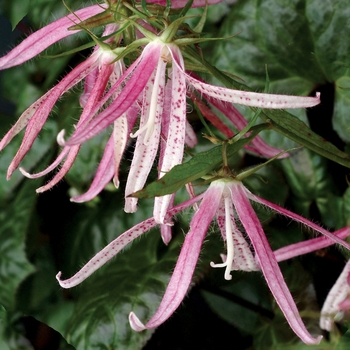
[250,192,350,251]
[184,72,320,109]
[274,227,350,263]
[66,42,163,146]
[0,5,106,69]
[230,181,322,345]
[153,45,187,224]
[3,55,99,178]
[71,135,115,203]
[124,57,166,212]
[129,182,224,331]
[57,193,204,288]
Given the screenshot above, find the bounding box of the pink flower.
[56,178,349,344]
[0,6,320,224]
[60,39,320,223]
[1,24,127,193]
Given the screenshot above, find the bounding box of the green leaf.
[280,148,344,228]
[0,306,34,350]
[334,75,350,142]
[306,0,350,81]
[0,0,30,30]
[202,272,272,334]
[0,179,39,310]
[131,123,268,199]
[210,0,350,166]
[336,330,350,350]
[212,0,318,92]
[255,0,325,83]
[64,232,169,350]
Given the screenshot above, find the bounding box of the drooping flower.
[1,23,129,192]
[56,177,350,344]
[60,36,320,222]
[0,3,320,225]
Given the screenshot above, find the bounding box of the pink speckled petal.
[57,193,204,288]
[129,182,224,331]
[230,181,322,345]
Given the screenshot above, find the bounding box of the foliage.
[0,0,350,349]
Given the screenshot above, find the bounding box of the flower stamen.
[210,195,234,280]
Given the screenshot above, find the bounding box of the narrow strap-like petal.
[274,227,350,263]
[0,5,106,69]
[124,57,166,212]
[250,192,350,251]
[35,146,81,193]
[230,181,322,345]
[71,135,115,203]
[183,71,320,109]
[66,43,163,146]
[153,45,187,224]
[129,182,224,331]
[4,56,99,178]
[57,193,205,288]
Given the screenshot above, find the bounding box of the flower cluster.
[0,0,348,347]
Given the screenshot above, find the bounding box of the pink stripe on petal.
[130,182,224,331]
[125,57,166,212]
[274,227,350,263]
[204,94,287,158]
[154,46,187,223]
[71,135,115,203]
[250,193,350,251]
[230,181,322,345]
[112,115,129,189]
[0,5,106,69]
[66,43,162,145]
[5,56,99,177]
[185,120,197,148]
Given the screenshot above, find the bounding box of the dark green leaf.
[131,123,268,199]
[306,0,350,81]
[0,179,38,310]
[0,307,34,350]
[210,0,350,166]
[334,75,350,142]
[0,0,30,30]
[280,148,344,228]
